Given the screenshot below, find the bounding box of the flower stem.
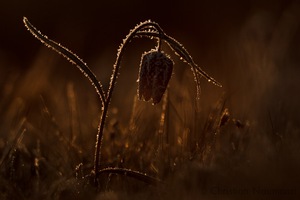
[93,21,166,183]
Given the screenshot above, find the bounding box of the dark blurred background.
[1,0,300,123]
[1,0,298,67]
[1,1,300,198]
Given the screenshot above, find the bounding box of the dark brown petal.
[138,50,173,104]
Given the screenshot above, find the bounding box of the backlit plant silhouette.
[23,17,221,185]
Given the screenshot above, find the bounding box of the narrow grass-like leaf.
[96,167,162,185]
[136,31,222,88]
[23,17,106,105]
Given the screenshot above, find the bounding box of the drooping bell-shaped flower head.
[138,50,174,104]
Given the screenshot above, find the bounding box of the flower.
[138,50,174,104]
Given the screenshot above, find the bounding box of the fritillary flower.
[138,50,174,104]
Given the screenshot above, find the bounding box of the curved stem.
[93,21,165,181]
[96,167,162,185]
[107,22,163,103]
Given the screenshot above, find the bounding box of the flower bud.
[138,50,173,104]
